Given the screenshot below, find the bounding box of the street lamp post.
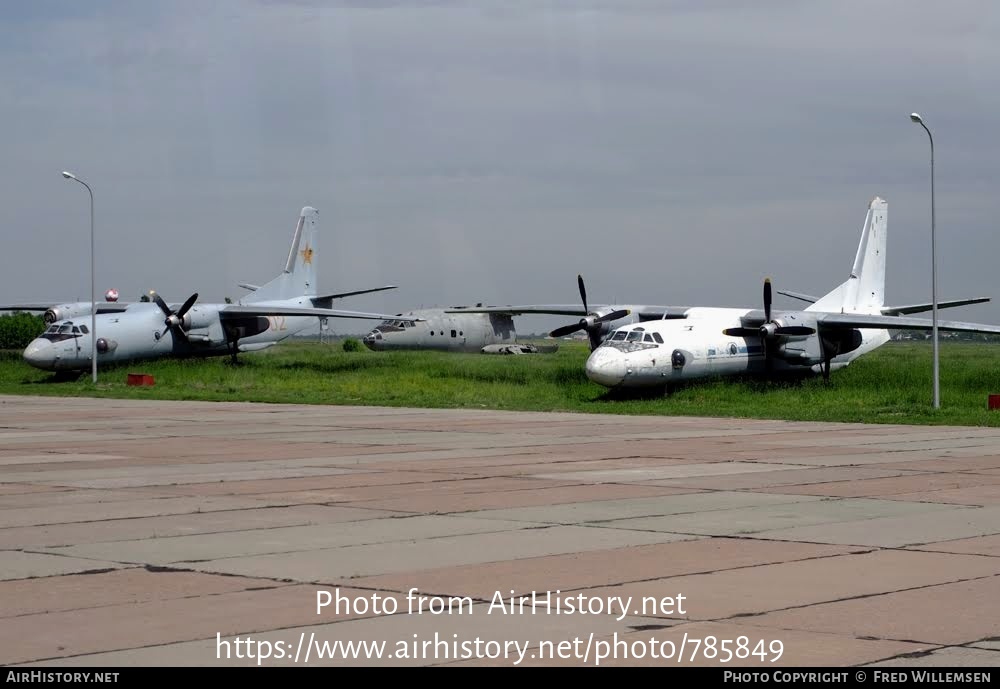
[910,113,938,409]
[61,171,97,385]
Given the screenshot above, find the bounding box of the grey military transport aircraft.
[360,276,686,353]
[580,196,1000,390]
[11,206,406,373]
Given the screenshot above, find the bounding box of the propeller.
[149,290,198,340]
[723,278,815,370]
[548,275,630,349]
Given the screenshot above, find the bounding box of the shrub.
[0,312,46,350]
[342,337,364,352]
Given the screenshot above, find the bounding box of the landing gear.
[225,328,241,366]
[821,357,832,383]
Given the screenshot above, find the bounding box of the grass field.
[3,339,1000,426]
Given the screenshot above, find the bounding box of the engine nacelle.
[179,307,216,331]
[44,303,91,324]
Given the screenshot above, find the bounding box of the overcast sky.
[2,0,999,335]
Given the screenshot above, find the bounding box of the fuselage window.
[611,331,627,341]
[451,330,457,337]
[459,331,463,336]
[653,332,663,344]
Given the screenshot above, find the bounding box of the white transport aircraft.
[584,196,1000,390]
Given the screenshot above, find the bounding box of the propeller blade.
[577,274,588,315]
[149,291,171,317]
[763,277,772,323]
[550,322,585,338]
[774,326,815,336]
[722,327,759,337]
[176,293,199,318]
[597,309,630,323]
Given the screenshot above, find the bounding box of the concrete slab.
[864,646,1000,667]
[752,574,1000,646]
[460,491,823,525]
[907,533,1000,557]
[885,484,1000,506]
[348,539,855,601]
[759,473,1000,498]
[0,569,275,618]
[597,498,963,537]
[195,525,693,583]
[753,505,1000,547]
[0,505,393,550]
[0,584,404,665]
[531,462,805,483]
[0,551,126,581]
[581,550,1000,622]
[44,515,548,566]
[646,466,919,491]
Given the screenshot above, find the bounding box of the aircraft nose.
[362,330,379,351]
[23,339,55,370]
[585,346,628,388]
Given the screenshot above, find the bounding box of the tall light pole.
[910,113,938,408]
[61,171,97,385]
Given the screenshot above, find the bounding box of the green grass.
[3,339,1000,426]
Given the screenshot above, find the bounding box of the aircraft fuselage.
[363,309,517,353]
[585,307,890,389]
[22,299,317,372]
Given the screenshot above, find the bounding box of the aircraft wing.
[881,297,991,316]
[444,304,593,316]
[0,303,131,313]
[818,313,1000,336]
[443,304,691,319]
[219,305,418,321]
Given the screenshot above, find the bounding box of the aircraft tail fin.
[808,196,887,315]
[244,207,318,303]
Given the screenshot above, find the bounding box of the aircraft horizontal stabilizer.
[220,305,421,321]
[778,290,819,304]
[881,297,991,316]
[819,312,1000,336]
[311,285,398,308]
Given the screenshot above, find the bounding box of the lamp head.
[910,113,923,124]
[61,171,76,180]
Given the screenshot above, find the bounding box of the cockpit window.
[610,331,627,341]
[643,333,654,343]
[653,332,663,344]
[41,323,80,342]
[79,325,89,334]
[626,331,643,342]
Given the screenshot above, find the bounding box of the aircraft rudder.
[246,205,319,302]
[807,196,887,314]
